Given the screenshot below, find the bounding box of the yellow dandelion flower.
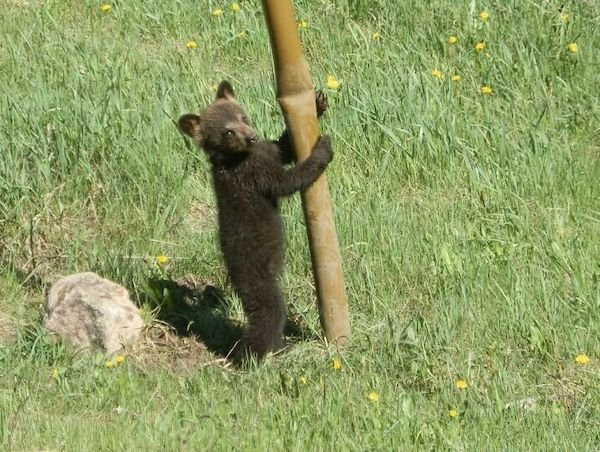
[479,11,490,22]
[235,31,246,39]
[299,376,307,385]
[475,42,486,52]
[448,36,458,45]
[367,391,380,402]
[105,360,114,369]
[230,2,240,12]
[480,85,493,95]
[212,8,224,17]
[100,4,112,13]
[51,368,59,379]
[560,13,569,23]
[371,32,381,41]
[432,69,444,79]
[155,254,169,266]
[115,355,125,365]
[326,75,340,90]
[186,40,198,49]
[332,357,342,370]
[455,379,468,389]
[448,409,459,417]
[575,354,590,365]
[297,20,308,30]
[451,74,461,82]
[567,42,578,53]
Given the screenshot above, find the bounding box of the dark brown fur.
[178,81,332,360]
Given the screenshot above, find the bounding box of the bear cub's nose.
[247,133,258,145]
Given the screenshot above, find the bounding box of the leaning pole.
[261,1,351,346]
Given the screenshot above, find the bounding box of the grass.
[1,0,599,449]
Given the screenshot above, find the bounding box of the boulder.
[44,272,144,355]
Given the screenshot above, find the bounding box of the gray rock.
[44,272,144,355]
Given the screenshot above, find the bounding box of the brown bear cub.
[178,81,332,360]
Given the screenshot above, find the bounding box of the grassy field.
[1,0,599,449]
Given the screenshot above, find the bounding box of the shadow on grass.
[143,276,317,361]
[144,277,243,359]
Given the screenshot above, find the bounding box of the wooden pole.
[261,0,351,346]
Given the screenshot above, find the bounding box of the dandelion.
[230,2,240,12]
[186,40,198,49]
[235,31,246,39]
[326,75,340,90]
[479,11,490,22]
[480,85,493,95]
[371,32,381,41]
[212,8,224,17]
[115,355,125,365]
[575,354,590,365]
[448,409,459,417]
[448,36,458,45]
[455,379,468,389]
[432,69,444,79]
[105,360,114,369]
[567,42,578,53]
[155,254,169,266]
[51,368,59,379]
[332,357,342,370]
[299,376,307,385]
[475,42,486,52]
[100,4,112,13]
[559,12,569,23]
[367,391,380,402]
[451,74,461,82]
[297,20,308,30]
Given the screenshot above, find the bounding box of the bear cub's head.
[179,81,258,158]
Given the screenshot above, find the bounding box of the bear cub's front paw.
[315,90,328,118]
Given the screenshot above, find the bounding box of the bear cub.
[178,81,332,360]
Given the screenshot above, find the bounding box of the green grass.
[1,0,599,449]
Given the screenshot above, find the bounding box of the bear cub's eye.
[223,129,234,137]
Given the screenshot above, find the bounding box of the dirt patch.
[184,201,214,230]
[128,322,233,374]
[138,274,243,365]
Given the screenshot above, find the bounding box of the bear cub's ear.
[216,80,235,101]
[178,114,202,138]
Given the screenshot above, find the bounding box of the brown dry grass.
[184,201,214,231]
[0,311,16,345]
[128,322,231,374]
